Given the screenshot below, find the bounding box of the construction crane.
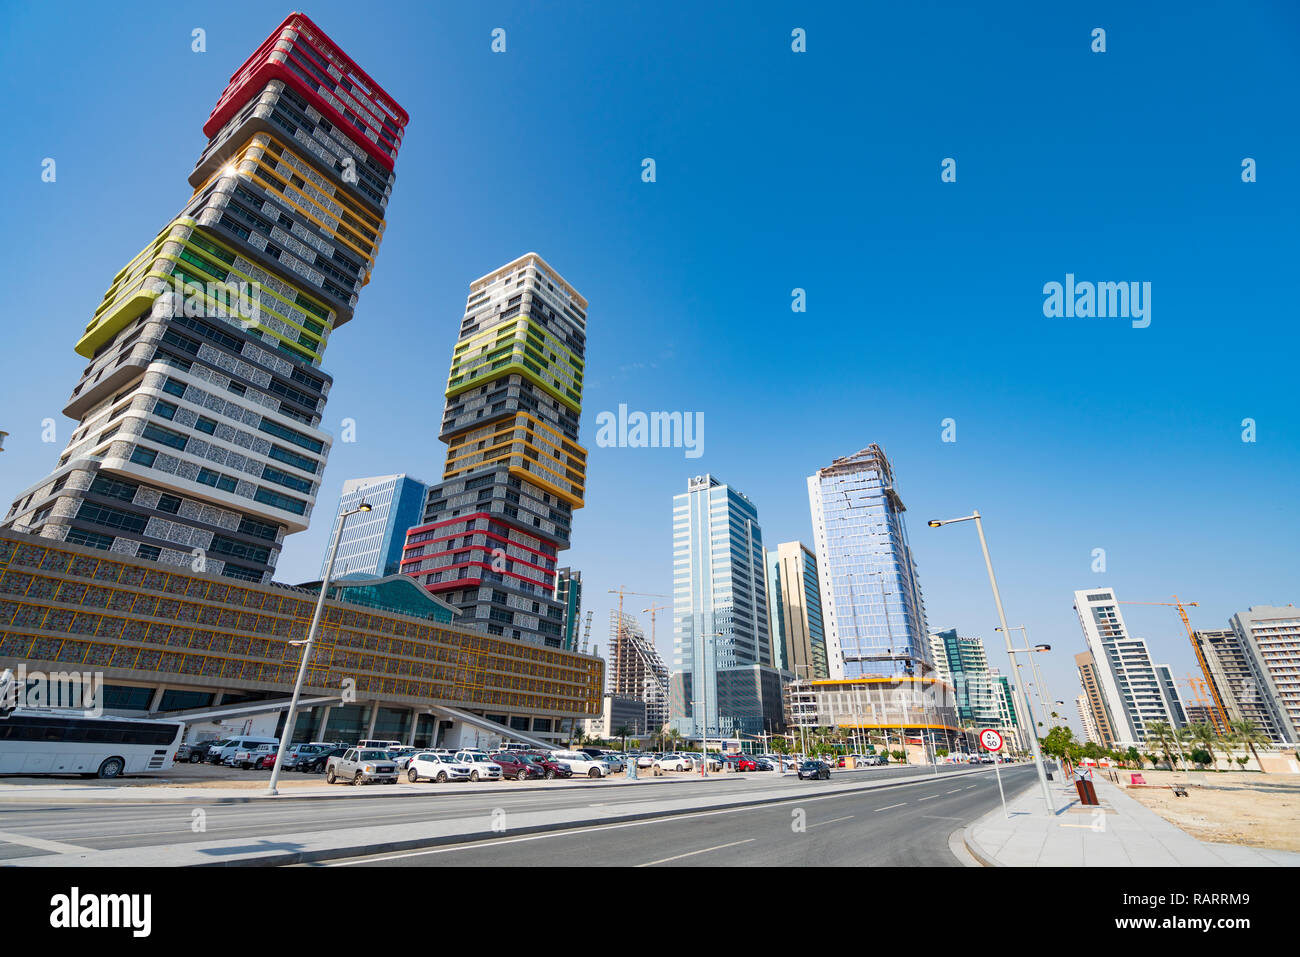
[641,603,669,650]
[1118,596,1228,732]
[580,609,594,654]
[608,587,667,698]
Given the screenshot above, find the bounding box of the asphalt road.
[316,764,1039,867]
[0,763,1030,863]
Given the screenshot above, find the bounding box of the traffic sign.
[979,728,1004,753]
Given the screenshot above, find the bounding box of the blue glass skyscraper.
[322,473,427,578]
[807,445,929,679]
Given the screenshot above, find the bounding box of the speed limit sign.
[979,728,1004,752]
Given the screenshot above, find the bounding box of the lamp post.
[998,625,1054,726]
[927,511,1056,815]
[693,631,727,777]
[267,500,371,795]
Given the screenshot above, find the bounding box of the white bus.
[0,710,185,778]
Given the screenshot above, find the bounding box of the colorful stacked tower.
[400,254,588,647]
[2,14,407,583]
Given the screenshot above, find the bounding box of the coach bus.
[0,710,185,778]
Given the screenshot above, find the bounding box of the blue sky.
[2,1,1297,738]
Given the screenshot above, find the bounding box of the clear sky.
[2,1,1297,740]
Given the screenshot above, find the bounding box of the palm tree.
[613,724,631,752]
[1144,721,1177,770]
[1188,722,1220,770]
[1230,719,1269,770]
[666,728,681,752]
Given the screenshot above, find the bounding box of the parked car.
[491,751,545,781]
[258,751,279,770]
[176,740,216,763]
[282,743,335,770]
[519,752,572,779]
[326,748,399,785]
[386,746,417,769]
[358,739,404,751]
[859,754,885,767]
[733,754,761,772]
[798,760,831,781]
[550,750,613,778]
[230,743,277,769]
[754,757,775,771]
[454,750,504,782]
[407,752,472,783]
[210,736,279,766]
[602,754,627,773]
[655,753,693,772]
[637,753,656,769]
[300,746,349,773]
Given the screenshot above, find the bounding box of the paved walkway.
[965,775,1300,866]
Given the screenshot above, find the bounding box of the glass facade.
[671,474,771,737]
[807,445,929,679]
[321,474,428,579]
[765,542,828,679]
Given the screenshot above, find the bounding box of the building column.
[316,706,332,741]
[148,685,167,712]
[365,701,379,739]
[406,709,418,745]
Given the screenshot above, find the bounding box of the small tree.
[1234,756,1249,770]
[890,749,906,764]
[1144,752,1160,770]
[1190,748,1211,769]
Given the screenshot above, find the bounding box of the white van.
[209,735,278,766]
[357,739,403,750]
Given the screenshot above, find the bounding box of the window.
[197,469,238,493]
[89,475,138,502]
[162,378,187,398]
[153,400,178,421]
[195,417,217,435]
[267,445,318,473]
[65,528,115,550]
[258,419,324,454]
[141,423,187,450]
[77,501,147,533]
[227,381,247,397]
[262,465,312,493]
[221,562,263,583]
[137,544,162,561]
[254,487,307,515]
[238,516,279,541]
[130,447,158,467]
[156,494,182,514]
[210,535,272,565]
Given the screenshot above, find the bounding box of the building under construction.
[608,611,669,733]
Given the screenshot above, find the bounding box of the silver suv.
[326,747,399,785]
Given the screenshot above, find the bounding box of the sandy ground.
[1111,768,1300,852]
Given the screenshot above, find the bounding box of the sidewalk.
[964,776,1300,867]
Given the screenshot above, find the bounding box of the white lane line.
[0,830,91,854]
[873,803,906,812]
[637,839,754,867]
[966,785,978,790]
[917,795,938,801]
[947,789,963,794]
[808,815,854,829]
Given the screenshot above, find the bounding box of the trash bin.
[1075,778,1099,805]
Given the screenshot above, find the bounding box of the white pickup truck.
[326,747,399,785]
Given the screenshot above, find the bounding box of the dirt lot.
[1114,769,1300,852]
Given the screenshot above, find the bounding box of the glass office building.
[670,474,772,737]
[320,474,427,579]
[765,541,828,680]
[807,445,930,679]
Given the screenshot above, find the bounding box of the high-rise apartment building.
[1229,606,1300,743]
[670,474,772,737]
[991,671,1027,753]
[1076,694,1101,744]
[1073,588,1174,745]
[554,568,583,651]
[1074,650,1117,749]
[608,611,669,733]
[765,542,828,680]
[1193,628,1285,742]
[399,254,588,648]
[928,629,1000,725]
[1,13,407,584]
[807,445,929,679]
[321,474,426,579]
[1155,663,1188,727]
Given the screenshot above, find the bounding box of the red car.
[519,751,572,779]
[258,752,278,770]
[491,751,545,781]
[732,754,760,772]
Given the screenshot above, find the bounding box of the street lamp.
[267,500,371,795]
[693,631,727,777]
[927,511,1056,815]
[997,625,1054,724]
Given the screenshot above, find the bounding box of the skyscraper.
[1229,606,1300,743]
[1072,588,1174,745]
[609,611,669,733]
[1155,663,1189,727]
[554,568,583,652]
[1193,628,1285,742]
[1076,694,1101,744]
[928,629,1000,725]
[765,541,828,680]
[1,13,407,584]
[1074,650,1117,749]
[320,475,427,579]
[807,445,929,679]
[670,474,772,737]
[399,254,587,647]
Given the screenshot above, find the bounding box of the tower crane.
[580,609,593,654]
[1118,596,1228,732]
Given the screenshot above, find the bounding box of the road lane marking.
[0,831,90,854]
[874,803,906,811]
[966,785,978,790]
[917,795,938,801]
[808,815,854,829]
[637,839,754,867]
[947,789,963,794]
